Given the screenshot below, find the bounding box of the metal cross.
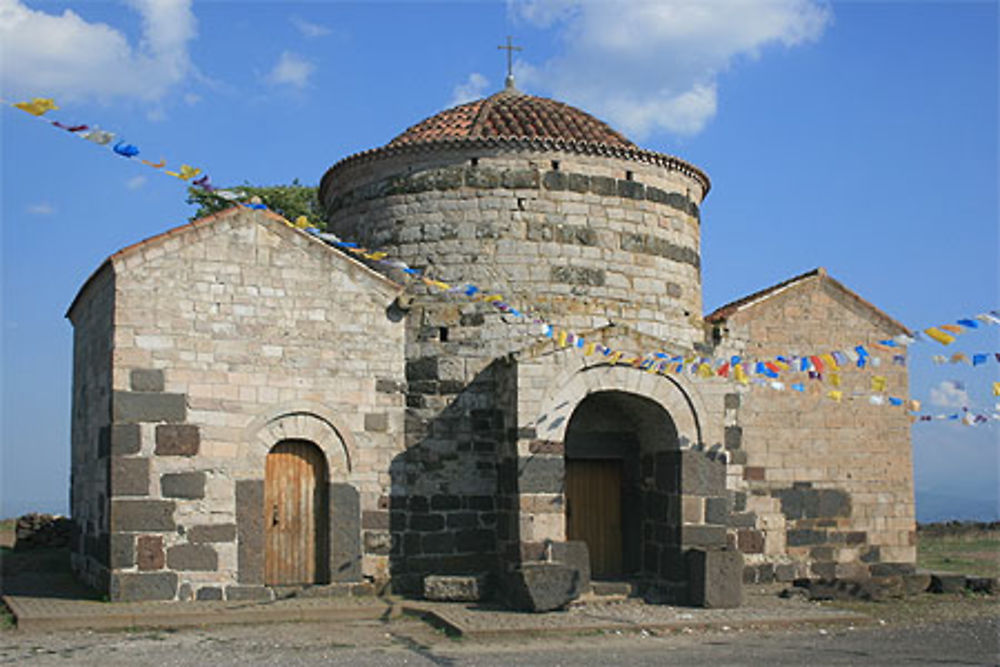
[498,36,523,81]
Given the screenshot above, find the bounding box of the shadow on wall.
[385,358,519,597]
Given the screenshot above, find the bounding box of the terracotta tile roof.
[388,88,636,149]
[705,267,910,335]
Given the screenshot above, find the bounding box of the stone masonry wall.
[321,147,709,594]
[92,209,406,601]
[712,276,914,582]
[68,265,116,590]
[323,147,707,349]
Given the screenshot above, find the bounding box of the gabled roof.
[705,267,910,335]
[66,207,401,319]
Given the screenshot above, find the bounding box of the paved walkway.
[4,594,394,632]
[405,588,868,639]
[5,586,868,636]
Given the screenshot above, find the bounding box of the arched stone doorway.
[563,391,679,580]
[264,439,330,585]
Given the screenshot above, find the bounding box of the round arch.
[243,402,354,482]
[532,361,708,450]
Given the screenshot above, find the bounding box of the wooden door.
[265,440,328,585]
[565,459,623,578]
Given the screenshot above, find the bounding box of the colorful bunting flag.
[164,164,201,180]
[13,97,58,116]
[112,141,139,158]
[83,128,114,145]
[924,327,955,345]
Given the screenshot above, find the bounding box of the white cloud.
[126,175,147,190]
[265,51,314,89]
[290,15,330,38]
[0,0,197,102]
[183,92,201,106]
[930,381,970,408]
[27,202,55,215]
[450,73,490,106]
[509,0,831,138]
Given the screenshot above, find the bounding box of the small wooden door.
[565,459,623,579]
[265,440,328,585]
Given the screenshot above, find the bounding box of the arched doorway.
[564,391,678,580]
[264,439,330,585]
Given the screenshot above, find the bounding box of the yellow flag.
[698,364,714,378]
[557,330,568,347]
[584,342,595,356]
[293,215,310,229]
[734,365,749,385]
[924,327,955,345]
[827,390,843,402]
[993,382,1000,397]
[13,97,58,116]
[773,360,790,371]
[364,251,388,260]
[422,278,451,290]
[909,399,921,412]
[165,164,202,180]
[871,376,887,392]
[820,353,838,370]
[608,351,623,365]
[829,372,841,387]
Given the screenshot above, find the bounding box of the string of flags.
[9,96,1000,425]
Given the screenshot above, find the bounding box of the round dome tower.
[319,83,710,355]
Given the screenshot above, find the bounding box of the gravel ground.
[1,593,996,666]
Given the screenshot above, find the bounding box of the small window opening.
[551,160,560,171]
[517,197,526,211]
[625,170,634,181]
[470,157,479,167]
[439,327,449,342]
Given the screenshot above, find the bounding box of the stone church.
[67,79,916,605]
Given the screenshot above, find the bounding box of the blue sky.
[1,1,997,520]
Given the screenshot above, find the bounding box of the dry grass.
[917,528,1000,578]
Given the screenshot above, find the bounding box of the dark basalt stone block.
[688,548,743,608]
[111,572,177,602]
[505,562,581,612]
[114,391,186,423]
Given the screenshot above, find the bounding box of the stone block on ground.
[423,573,490,602]
[505,562,580,612]
[687,548,743,608]
[903,573,932,595]
[550,540,591,592]
[966,577,998,595]
[802,576,906,601]
[930,573,967,594]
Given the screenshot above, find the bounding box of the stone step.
[590,580,633,597]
